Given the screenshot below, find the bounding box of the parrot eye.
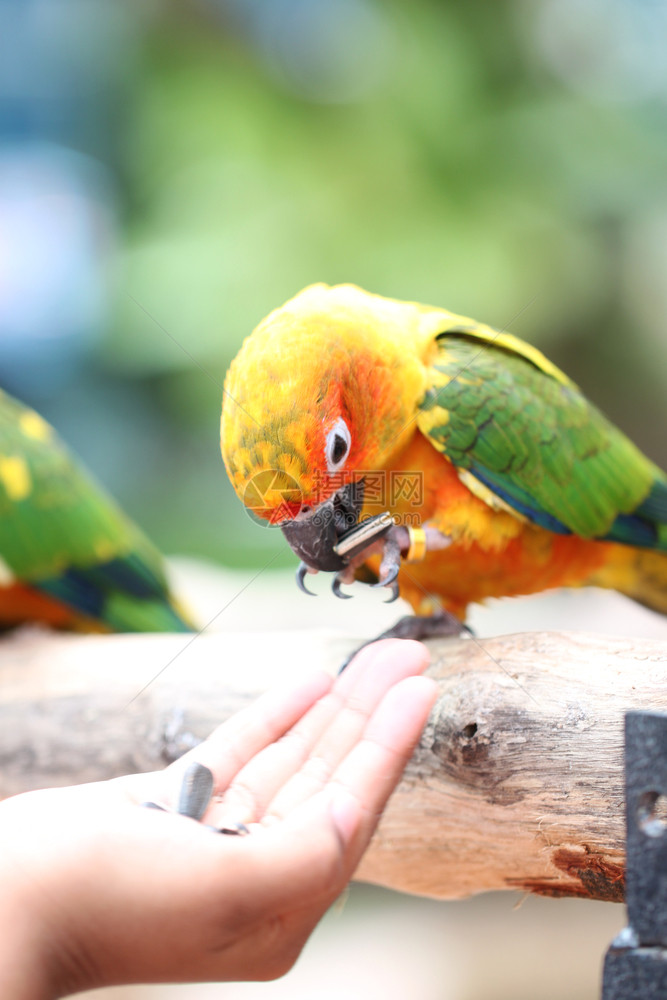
[325,418,351,473]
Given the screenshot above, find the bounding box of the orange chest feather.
[360,431,611,615]
[361,431,513,543]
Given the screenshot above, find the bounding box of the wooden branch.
[2,628,666,901]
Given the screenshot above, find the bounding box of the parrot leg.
[339,609,470,673]
[365,523,450,602]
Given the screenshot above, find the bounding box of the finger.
[129,670,333,809]
[309,640,431,771]
[228,676,435,912]
[264,641,430,819]
[194,669,333,785]
[211,640,430,827]
[325,674,438,866]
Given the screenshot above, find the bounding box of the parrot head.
[221,284,429,575]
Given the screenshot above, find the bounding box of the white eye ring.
[325,417,352,473]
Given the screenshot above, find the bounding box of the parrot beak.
[281,479,366,573]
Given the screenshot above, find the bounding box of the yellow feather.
[457,468,529,521]
[19,409,53,442]
[0,456,32,501]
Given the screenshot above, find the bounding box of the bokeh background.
[3,0,667,997]
[2,0,667,570]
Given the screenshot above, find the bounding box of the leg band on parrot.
[405,526,427,562]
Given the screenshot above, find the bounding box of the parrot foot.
[339,610,471,673]
[375,610,472,642]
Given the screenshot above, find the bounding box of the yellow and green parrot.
[221,284,667,639]
[0,388,193,633]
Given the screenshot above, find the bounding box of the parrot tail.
[589,546,667,617]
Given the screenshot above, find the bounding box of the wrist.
[0,877,58,1000]
[0,793,94,1000]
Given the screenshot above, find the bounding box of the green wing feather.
[0,389,193,631]
[416,332,667,550]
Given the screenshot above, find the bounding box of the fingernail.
[330,789,361,845]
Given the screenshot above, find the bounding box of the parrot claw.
[373,566,401,602]
[296,561,317,596]
[332,573,353,599]
[372,533,402,602]
[372,563,400,589]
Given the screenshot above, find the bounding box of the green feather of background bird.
[0,389,193,633]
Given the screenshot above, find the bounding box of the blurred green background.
[2,0,666,569]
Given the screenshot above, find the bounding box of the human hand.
[0,639,437,999]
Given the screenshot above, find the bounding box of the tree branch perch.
[2,628,666,901]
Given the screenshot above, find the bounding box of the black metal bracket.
[602,711,667,998]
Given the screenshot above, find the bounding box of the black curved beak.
[281,479,365,572]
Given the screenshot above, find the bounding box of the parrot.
[220,283,667,640]
[0,388,194,633]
